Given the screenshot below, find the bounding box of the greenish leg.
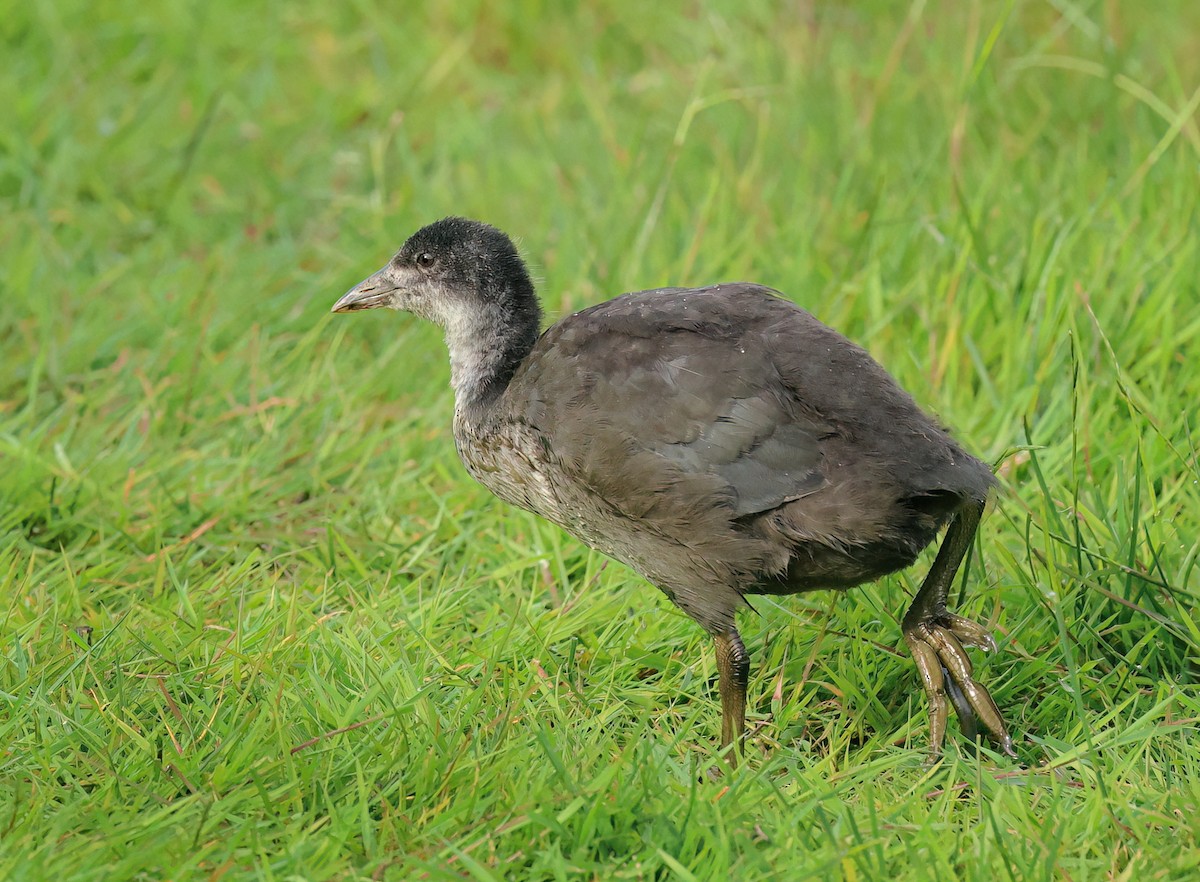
[713,629,750,765]
[901,500,1015,760]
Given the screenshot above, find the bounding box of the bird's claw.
[904,614,1013,760]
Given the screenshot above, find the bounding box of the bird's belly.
[454,421,762,633]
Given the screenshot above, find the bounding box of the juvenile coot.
[332,217,1013,761]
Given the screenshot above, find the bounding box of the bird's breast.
[454,419,565,523]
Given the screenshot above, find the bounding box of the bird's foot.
[903,612,1014,761]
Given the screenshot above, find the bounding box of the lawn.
[2,1,1199,879]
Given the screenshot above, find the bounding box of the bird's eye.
[416,252,435,268]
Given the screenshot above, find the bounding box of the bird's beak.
[330,267,397,313]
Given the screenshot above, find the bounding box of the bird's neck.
[443,298,541,421]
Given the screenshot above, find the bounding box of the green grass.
[3,0,1199,878]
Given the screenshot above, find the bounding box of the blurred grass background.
[2,0,1199,879]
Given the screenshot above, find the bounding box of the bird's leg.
[713,628,750,764]
[901,499,1014,760]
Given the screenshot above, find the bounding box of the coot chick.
[332,217,1013,761]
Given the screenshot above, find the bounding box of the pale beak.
[331,267,397,313]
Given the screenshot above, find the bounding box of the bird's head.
[331,217,543,404]
[331,217,536,331]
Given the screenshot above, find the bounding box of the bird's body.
[453,283,992,634]
[333,217,1013,761]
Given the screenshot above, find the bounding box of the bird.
[331,216,1014,763]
